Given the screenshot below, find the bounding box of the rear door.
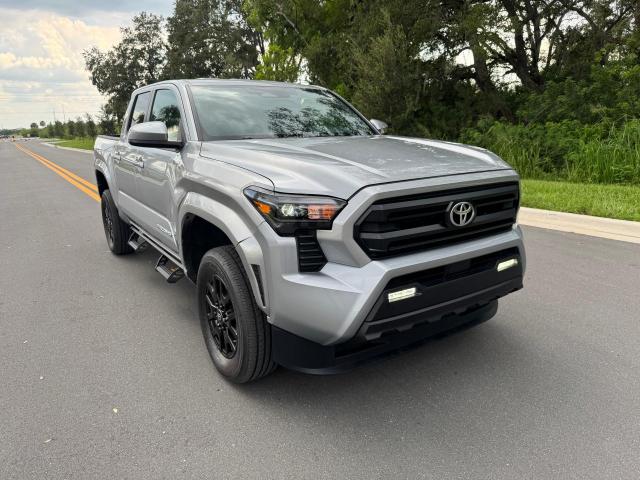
[134,87,185,251]
[113,91,151,219]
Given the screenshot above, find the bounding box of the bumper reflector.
[388,287,417,303]
[497,258,519,272]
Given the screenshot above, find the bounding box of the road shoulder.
[42,142,93,155]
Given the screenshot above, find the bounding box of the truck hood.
[199,135,513,199]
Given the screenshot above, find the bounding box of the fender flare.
[94,160,112,191]
[178,192,268,312]
[94,161,132,223]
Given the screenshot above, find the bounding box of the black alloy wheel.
[205,275,238,359]
[101,198,115,248]
[197,245,276,383]
[100,189,133,255]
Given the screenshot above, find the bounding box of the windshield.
[190,84,376,141]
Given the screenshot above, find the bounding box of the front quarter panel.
[176,148,275,310]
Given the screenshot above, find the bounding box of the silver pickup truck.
[94,79,525,383]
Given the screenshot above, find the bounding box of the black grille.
[385,247,520,290]
[296,230,327,272]
[354,182,519,259]
[362,248,523,339]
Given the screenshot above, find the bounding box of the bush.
[461,119,640,184]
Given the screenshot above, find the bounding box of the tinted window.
[190,85,375,141]
[150,89,182,142]
[129,92,151,130]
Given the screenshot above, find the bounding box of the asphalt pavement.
[1,140,639,479]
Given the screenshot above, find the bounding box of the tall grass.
[461,119,640,184]
[565,122,640,183]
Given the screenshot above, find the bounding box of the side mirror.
[369,119,388,135]
[128,121,183,149]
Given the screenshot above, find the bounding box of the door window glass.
[129,92,151,130]
[150,89,182,142]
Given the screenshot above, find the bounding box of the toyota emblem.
[449,201,476,227]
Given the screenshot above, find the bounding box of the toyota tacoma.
[94,79,525,383]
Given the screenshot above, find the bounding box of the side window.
[128,92,151,131]
[150,89,182,142]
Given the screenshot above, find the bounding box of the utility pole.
[62,105,66,123]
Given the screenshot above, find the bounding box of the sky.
[0,1,173,129]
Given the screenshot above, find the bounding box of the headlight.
[244,186,346,236]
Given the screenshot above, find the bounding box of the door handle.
[121,154,144,169]
[133,155,144,168]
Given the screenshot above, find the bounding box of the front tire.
[197,246,275,383]
[101,189,133,255]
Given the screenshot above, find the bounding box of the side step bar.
[155,255,185,283]
[127,232,148,252]
[129,223,186,284]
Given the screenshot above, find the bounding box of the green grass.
[521,179,640,222]
[55,137,95,150]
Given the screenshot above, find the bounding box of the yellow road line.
[15,143,100,202]
[15,143,98,192]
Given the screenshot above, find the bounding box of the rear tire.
[197,245,276,383]
[101,189,133,255]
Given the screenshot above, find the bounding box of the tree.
[245,0,640,135]
[39,123,53,138]
[29,122,39,137]
[255,44,300,82]
[39,121,45,127]
[165,0,262,79]
[53,121,64,139]
[85,114,98,138]
[84,12,167,121]
[245,0,464,136]
[84,0,640,146]
[97,108,119,136]
[75,117,86,138]
[66,120,76,138]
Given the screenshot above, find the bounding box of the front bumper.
[235,172,525,347]
[272,301,500,374]
[240,222,524,346]
[270,243,523,373]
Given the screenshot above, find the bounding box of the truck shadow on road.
[228,316,589,441]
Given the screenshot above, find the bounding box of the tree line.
[83,0,640,184]
[22,114,118,140]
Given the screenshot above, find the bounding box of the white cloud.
[0,0,172,18]
[0,7,127,128]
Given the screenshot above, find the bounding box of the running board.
[155,255,185,283]
[127,232,148,252]
[129,223,186,284]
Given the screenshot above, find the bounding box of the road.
[1,140,639,479]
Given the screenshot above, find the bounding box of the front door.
[113,91,151,220]
[135,88,184,252]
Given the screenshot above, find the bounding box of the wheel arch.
[95,169,109,196]
[179,192,267,312]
